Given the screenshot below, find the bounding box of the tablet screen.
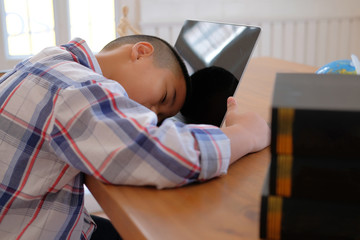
[174,20,261,126]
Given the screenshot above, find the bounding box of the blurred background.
[1,0,360,71]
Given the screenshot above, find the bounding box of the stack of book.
[260,73,360,240]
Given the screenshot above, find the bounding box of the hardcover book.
[269,155,360,201]
[269,73,360,198]
[260,171,360,240]
[260,73,360,240]
[271,73,360,159]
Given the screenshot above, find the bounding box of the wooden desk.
[85,58,318,240]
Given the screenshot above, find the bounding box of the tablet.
[173,20,261,127]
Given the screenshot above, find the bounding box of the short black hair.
[101,35,192,108]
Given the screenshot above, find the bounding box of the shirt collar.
[61,38,103,75]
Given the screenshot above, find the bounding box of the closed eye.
[161,92,167,103]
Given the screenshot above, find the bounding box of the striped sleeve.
[50,80,230,189]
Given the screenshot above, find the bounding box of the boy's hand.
[221,97,271,164]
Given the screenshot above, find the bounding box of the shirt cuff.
[188,126,231,181]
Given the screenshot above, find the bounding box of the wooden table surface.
[85,57,318,240]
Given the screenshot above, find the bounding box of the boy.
[0,35,270,239]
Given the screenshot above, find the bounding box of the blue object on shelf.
[316,59,356,74]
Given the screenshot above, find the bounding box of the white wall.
[120,0,360,67]
[138,0,360,22]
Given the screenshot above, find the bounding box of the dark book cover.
[269,73,360,201]
[269,155,360,201]
[271,73,360,158]
[271,107,360,158]
[272,73,360,112]
[260,170,360,240]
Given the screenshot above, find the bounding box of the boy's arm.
[221,97,271,164]
[51,83,269,189]
[50,83,230,189]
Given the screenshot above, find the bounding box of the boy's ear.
[131,42,154,60]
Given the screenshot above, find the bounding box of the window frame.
[0,0,123,71]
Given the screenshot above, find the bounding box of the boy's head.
[95,35,191,123]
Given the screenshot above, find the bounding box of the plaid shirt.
[0,38,230,239]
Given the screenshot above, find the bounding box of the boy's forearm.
[221,125,255,164]
[221,113,271,164]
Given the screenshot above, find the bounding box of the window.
[3,0,56,57]
[0,0,120,70]
[68,0,117,53]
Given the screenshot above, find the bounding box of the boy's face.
[98,42,186,123]
[119,58,186,123]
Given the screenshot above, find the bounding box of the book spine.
[271,107,360,158]
[260,193,360,240]
[270,108,294,197]
[270,107,360,200]
[260,195,282,240]
[269,155,360,201]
